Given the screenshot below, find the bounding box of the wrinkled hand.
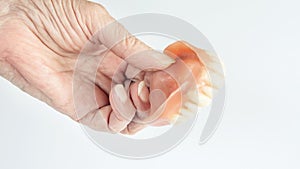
[121,41,219,134]
[0,0,174,133]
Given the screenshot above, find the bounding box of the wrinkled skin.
[0,0,175,133]
[0,0,216,135]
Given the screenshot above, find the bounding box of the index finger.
[90,10,175,70]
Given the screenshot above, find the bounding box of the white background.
[1,0,300,168]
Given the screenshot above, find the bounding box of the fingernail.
[144,72,152,87]
[138,81,149,102]
[151,51,175,68]
[137,81,144,96]
[114,84,127,103]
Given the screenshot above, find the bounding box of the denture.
[124,41,215,133]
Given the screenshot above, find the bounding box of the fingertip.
[112,84,127,103]
[109,84,137,132]
[148,51,175,69]
[125,50,175,71]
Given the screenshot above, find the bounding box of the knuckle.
[86,1,109,16]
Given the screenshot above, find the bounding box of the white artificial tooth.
[202,74,213,86]
[185,90,198,104]
[180,108,191,115]
[210,75,224,90]
[197,82,206,88]
[201,50,225,91]
[170,114,181,123]
[178,109,190,119]
[174,114,186,125]
[203,51,222,70]
[176,108,196,124]
[204,50,225,73]
[201,86,213,98]
[184,102,198,113]
[204,51,218,61]
[198,94,212,107]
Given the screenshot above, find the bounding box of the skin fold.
[0,0,216,135]
[0,0,175,133]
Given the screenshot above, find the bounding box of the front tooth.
[201,86,213,98]
[184,102,198,113]
[177,108,195,123]
[198,94,212,107]
[204,50,218,61]
[185,90,198,104]
[180,108,191,116]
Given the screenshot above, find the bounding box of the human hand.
[121,41,219,134]
[0,0,174,132]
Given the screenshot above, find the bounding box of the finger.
[124,50,175,71]
[109,84,136,132]
[97,50,127,84]
[95,71,112,94]
[73,78,109,120]
[120,121,146,135]
[94,15,175,70]
[125,65,144,81]
[130,81,150,115]
[81,37,127,84]
[78,105,112,132]
[148,89,168,124]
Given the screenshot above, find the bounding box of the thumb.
[87,3,175,70]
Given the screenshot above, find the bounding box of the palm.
[0,0,134,132]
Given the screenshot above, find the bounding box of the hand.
[121,41,217,134]
[0,0,174,132]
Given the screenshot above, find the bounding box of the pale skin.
[0,0,176,133]
[0,0,215,134]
